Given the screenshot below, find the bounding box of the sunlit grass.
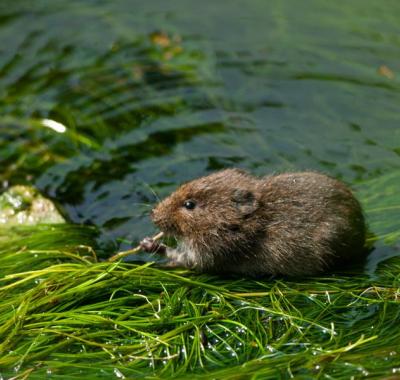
[0,202,399,379]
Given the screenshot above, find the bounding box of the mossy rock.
[0,185,65,226]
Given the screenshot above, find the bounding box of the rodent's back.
[251,172,366,276]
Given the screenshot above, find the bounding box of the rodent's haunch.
[141,169,366,277]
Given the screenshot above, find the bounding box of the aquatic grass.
[0,222,399,378]
[0,176,399,378]
[0,0,399,378]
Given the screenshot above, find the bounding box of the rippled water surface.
[0,0,399,260]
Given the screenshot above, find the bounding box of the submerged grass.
[0,220,399,379]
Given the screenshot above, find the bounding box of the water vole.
[141,169,366,276]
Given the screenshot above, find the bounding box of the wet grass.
[0,210,399,379]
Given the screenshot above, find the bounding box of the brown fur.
[145,169,366,277]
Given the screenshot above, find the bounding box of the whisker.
[131,202,154,208]
[141,181,161,203]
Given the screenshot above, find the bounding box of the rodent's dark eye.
[183,200,196,210]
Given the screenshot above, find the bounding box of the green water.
[0,0,399,378]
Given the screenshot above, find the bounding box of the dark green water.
[1,2,399,264]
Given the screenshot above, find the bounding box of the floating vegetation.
[0,221,399,378]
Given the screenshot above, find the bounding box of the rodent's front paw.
[140,237,166,254]
[140,237,158,252]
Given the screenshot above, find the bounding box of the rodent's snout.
[150,207,157,222]
[150,203,176,236]
[150,205,162,226]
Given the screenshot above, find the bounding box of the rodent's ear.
[231,189,258,216]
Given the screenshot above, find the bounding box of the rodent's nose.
[150,208,160,224]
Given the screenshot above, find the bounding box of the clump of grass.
[0,222,399,379]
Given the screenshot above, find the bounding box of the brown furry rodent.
[141,169,366,277]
